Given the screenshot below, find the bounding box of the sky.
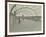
[9,4,42,16]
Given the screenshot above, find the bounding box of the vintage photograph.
[7,2,44,35]
[7,36,18,37]
[7,36,17,37]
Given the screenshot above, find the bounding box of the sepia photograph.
[7,2,44,35]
